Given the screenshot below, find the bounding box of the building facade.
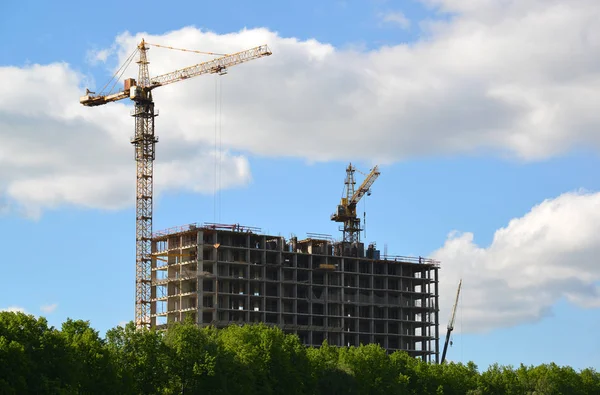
[151,223,440,362]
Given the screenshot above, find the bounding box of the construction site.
[79,39,442,363]
[151,222,440,362]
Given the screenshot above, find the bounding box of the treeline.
[1,312,598,394]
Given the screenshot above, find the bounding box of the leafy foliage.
[1,311,599,394]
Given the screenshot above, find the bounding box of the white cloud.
[40,303,58,314]
[0,61,251,215]
[91,48,111,63]
[106,1,600,163]
[85,47,113,66]
[2,0,600,213]
[380,11,411,29]
[432,191,600,334]
[0,306,27,313]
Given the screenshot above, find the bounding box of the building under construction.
[151,222,440,362]
[150,163,440,361]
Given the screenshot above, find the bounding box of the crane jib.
[350,166,380,205]
[150,45,272,88]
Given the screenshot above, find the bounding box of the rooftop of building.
[152,222,440,268]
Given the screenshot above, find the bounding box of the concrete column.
[434,267,440,364]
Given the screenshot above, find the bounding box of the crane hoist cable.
[213,73,225,223]
[142,42,229,223]
[214,76,218,223]
[149,41,228,223]
[218,76,223,222]
[363,194,367,239]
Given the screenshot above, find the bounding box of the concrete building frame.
[151,223,440,362]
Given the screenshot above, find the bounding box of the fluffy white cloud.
[2,0,600,212]
[0,63,250,216]
[432,191,600,334]
[40,303,58,314]
[107,0,600,163]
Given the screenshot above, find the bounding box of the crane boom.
[80,39,271,329]
[441,278,462,364]
[150,45,271,87]
[350,165,380,206]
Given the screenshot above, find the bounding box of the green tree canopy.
[1,311,599,395]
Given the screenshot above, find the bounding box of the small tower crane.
[441,278,462,364]
[80,39,271,329]
[331,163,380,244]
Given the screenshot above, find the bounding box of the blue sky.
[1,0,600,371]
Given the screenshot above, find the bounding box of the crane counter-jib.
[79,91,129,106]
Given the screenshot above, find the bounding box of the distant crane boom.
[350,165,379,205]
[441,279,462,364]
[80,39,271,329]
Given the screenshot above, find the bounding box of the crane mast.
[331,163,380,244]
[131,40,158,329]
[441,278,462,364]
[80,39,271,329]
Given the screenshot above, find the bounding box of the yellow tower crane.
[80,39,272,329]
[331,163,380,244]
